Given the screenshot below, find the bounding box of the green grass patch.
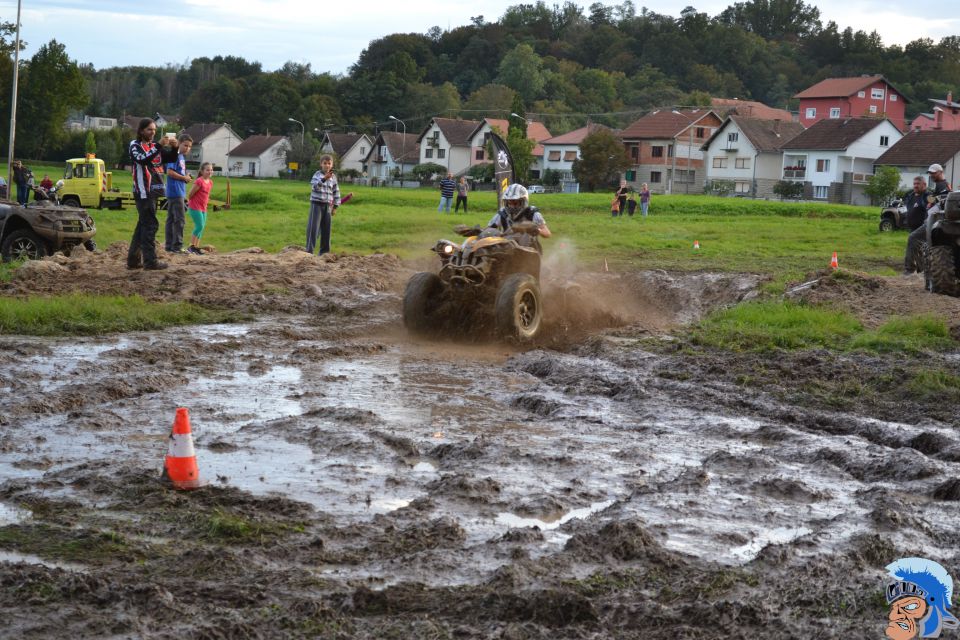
[201,508,295,543]
[0,294,239,335]
[907,370,960,402]
[692,302,956,354]
[0,523,139,564]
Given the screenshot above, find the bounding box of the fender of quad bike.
[929,219,960,245]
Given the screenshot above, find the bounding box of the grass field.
[3,161,903,285]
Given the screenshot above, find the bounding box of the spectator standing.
[610,196,620,217]
[164,134,194,254]
[626,192,637,216]
[25,170,36,201]
[903,176,930,232]
[438,172,455,213]
[12,160,27,205]
[306,154,341,255]
[186,162,213,255]
[126,117,170,270]
[903,165,951,275]
[639,183,651,218]
[615,179,629,214]
[454,176,469,213]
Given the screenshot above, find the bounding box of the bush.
[542,168,561,187]
[773,180,803,200]
[707,179,734,196]
[412,162,446,181]
[468,162,494,182]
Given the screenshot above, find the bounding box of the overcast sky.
[3,0,958,74]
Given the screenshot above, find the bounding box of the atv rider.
[903,164,951,274]
[487,184,552,248]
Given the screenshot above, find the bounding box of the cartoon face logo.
[885,558,959,639]
[497,150,508,169]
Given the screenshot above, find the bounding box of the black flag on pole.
[489,132,515,211]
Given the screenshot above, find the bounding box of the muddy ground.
[1,246,959,639]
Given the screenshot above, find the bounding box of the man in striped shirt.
[438,172,455,213]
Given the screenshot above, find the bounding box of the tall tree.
[18,40,87,158]
[496,44,545,103]
[717,0,821,40]
[572,129,631,191]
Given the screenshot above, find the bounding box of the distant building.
[466,117,552,179]
[779,117,903,204]
[179,123,244,173]
[620,109,723,194]
[320,133,373,174]
[874,129,960,190]
[910,91,960,132]
[711,98,795,122]
[794,75,907,131]
[702,116,805,198]
[364,131,420,181]
[226,135,290,178]
[540,123,617,183]
[416,117,480,176]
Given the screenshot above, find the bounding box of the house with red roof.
[794,75,907,131]
[620,109,722,194]
[364,132,420,182]
[416,117,481,176]
[702,116,805,198]
[178,122,244,174]
[539,124,618,184]
[910,91,960,132]
[226,135,289,178]
[467,117,552,179]
[874,129,960,190]
[711,98,794,122]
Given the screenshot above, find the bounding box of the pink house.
[910,92,960,132]
[794,75,907,131]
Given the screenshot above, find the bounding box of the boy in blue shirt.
[164,134,193,254]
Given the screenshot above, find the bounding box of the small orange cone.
[693,240,700,250]
[161,408,204,490]
[830,252,839,270]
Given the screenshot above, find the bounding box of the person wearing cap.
[903,164,953,275]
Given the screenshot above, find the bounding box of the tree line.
[2,0,960,161]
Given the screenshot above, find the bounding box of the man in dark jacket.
[903,165,952,274]
[12,160,27,206]
[903,176,930,231]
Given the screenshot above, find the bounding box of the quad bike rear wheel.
[927,245,960,296]
[879,217,894,232]
[403,272,444,335]
[495,273,542,342]
[1,229,48,262]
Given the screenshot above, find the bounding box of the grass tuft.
[0,294,239,336]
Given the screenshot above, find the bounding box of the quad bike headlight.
[434,240,459,255]
[443,244,454,254]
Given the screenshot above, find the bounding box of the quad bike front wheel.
[403,271,444,336]
[1,229,48,262]
[927,245,960,297]
[879,217,894,232]
[495,273,543,342]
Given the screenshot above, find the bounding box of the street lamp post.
[388,115,405,188]
[6,0,23,197]
[287,117,305,178]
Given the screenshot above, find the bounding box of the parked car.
[527,185,545,194]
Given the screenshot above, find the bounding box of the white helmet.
[502,183,529,220]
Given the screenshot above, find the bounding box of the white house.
[467,118,552,178]
[225,135,290,178]
[180,123,244,174]
[364,131,420,181]
[540,124,615,182]
[779,117,903,204]
[416,117,479,176]
[874,129,960,190]
[702,116,805,197]
[320,132,373,174]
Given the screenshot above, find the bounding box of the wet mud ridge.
[1,255,958,638]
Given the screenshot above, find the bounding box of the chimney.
[948,91,954,105]
[773,119,781,134]
[936,108,943,130]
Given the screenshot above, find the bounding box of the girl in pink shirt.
[186,162,213,255]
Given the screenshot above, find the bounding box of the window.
[668,145,674,157]
[548,150,561,161]
[880,135,889,146]
[360,147,366,156]
[712,157,727,168]
[857,90,865,98]
[625,170,636,181]
[437,149,446,159]
[816,159,831,172]
[727,132,739,142]
[814,185,829,199]
[871,87,885,100]
[696,127,705,138]
[651,146,664,158]
[650,171,662,183]
[475,149,484,160]
[425,148,433,158]
[630,146,639,161]
[563,150,577,161]
[890,94,898,102]
[869,105,877,114]
[431,131,440,141]
[805,107,816,119]
[735,158,750,169]
[676,170,695,183]
[735,181,750,193]
[830,108,841,118]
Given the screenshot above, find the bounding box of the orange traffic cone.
[161,407,204,490]
[829,252,839,270]
[693,240,700,250]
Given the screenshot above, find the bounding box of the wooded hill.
[3,0,960,159]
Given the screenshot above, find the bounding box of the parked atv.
[925,192,960,296]
[0,197,97,262]
[879,198,908,231]
[403,222,543,341]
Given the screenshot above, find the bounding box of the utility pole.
[6,0,23,198]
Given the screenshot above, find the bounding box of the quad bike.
[878,198,908,231]
[403,221,544,341]
[925,191,960,296]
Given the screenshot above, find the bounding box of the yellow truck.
[58,157,228,210]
